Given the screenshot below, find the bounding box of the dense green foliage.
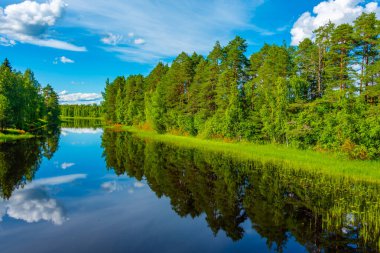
[102,14,380,159]
[0,59,60,131]
[102,129,380,251]
[60,104,102,118]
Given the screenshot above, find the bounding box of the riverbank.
[0,129,34,142]
[108,125,380,183]
[60,116,104,120]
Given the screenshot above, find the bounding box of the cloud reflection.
[61,162,75,170]
[101,180,145,194]
[61,128,103,135]
[0,174,87,225]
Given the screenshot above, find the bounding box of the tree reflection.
[102,129,380,252]
[0,127,60,199]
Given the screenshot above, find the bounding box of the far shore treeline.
[102,13,380,159]
[0,59,60,132]
[60,104,102,118]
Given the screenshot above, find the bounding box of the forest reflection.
[102,129,380,252]
[61,118,103,129]
[0,127,60,199]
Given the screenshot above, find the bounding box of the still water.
[0,123,379,252]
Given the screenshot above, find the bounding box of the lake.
[0,123,379,253]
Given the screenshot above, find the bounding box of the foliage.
[102,14,380,159]
[60,104,102,118]
[0,59,60,132]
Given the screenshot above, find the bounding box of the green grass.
[60,116,104,120]
[111,126,380,183]
[0,129,34,142]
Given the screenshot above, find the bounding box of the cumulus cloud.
[0,174,86,225]
[61,162,75,169]
[101,33,123,45]
[0,0,86,51]
[291,0,380,45]
[59,91,102,104]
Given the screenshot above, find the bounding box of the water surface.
[0,125,379,253]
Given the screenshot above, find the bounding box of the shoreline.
[108,125,380,183]
[60,116,104,120]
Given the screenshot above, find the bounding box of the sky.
[0,0,379,104]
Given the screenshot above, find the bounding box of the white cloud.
[0,174,86,225]
[60,56,74,63]
[133,38,145,45]
[61,162,75,169]
[0,36,15,46]
[64,0,266,62]
[0,0,86,51]
[101,32,145,46]
[101,33,123,45]
[59,92,102,104]
[291,0,380,46]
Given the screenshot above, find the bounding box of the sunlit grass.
[60,116,104,120]
[112,126,380,183]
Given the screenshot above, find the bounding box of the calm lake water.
[0,123,379,253]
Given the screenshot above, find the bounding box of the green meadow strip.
[60,116,104,120]
[111,126,380,183]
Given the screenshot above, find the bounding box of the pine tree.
[354,12,379,94]
[294,38,319,100]
[325,24,355,93]
[314,22,335,95]
[43,84,60,124]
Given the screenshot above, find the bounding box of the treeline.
[60,104,102,118]
[0,59,60,131]
[102,13,380,159]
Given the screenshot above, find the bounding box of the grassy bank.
[0,129,34,142]
[109,125,380,183]
[60,116,104,120]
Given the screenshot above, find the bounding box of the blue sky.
[0,0,379,104]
